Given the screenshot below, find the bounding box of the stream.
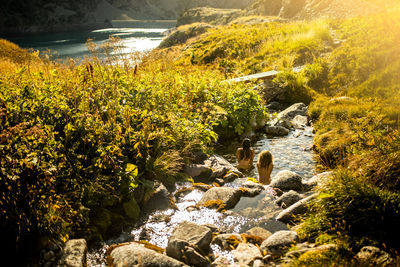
[87,126,316,266]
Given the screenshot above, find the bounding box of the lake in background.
[7,26,171,61]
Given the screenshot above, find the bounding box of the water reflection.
[8,27,169,60]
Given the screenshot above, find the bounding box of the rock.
[266,101,283,111]
[223,172,239,183]
[183,246,211,267]
[211,256,231,267]
[232,243,262,266]
[212,234,243,250]
[198,187,242,210]
[270,170,304,192]
[204,155,243,179]
[291,115,308,129]
[240,187,262,197]
[272,187,284,196]
[265,126,289,136]
[276,194,316,224]
[303,171,333,188]
[277,103,308,121]
[244,227,272,241]
[183,164,212,181]
[110,242,188,267]
[260,230,298,257]
[241,180,265,191]
[215,178,225,186]
[275,190,304,208]
[166,222,212,264]
[143,183,172,213]
[269,117,292,129]
[253,259,264,267]
[356,246,394,266]
[203,224,219,233]
[58,239,87,267]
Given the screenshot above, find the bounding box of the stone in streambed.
[166,221,212,266]
[57,239,87,267]
[276,194,317,224]
[275,190,304,208]
[260,230,298,257]
[198,187,242,210]
[270,170,304,192]
[292,115,308,129]
[265,125,289,136]
[110,242,188,267]
[212,233,243,250]
[244,227,272,241]
[232,243,262,266]
[204,155,243,179]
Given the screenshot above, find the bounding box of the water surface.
[8,27,169,60]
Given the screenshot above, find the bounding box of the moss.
[122,198,140,221]
[136,240,165,254]
[202,199,226,212]
[241,234,264,245]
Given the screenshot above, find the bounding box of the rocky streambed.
[81,103,330,266]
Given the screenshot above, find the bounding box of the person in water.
[257,150,273,185]
[236,138,255,170]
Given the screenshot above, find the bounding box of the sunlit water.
[7,27,169,60]
[87,127,317,266]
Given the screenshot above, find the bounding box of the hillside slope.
[0,0,253,35]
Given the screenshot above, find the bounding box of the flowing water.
[87,127,317,266]
[7,27,169,60]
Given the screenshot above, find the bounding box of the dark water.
[7,27,169,60]
[87,127,317,266]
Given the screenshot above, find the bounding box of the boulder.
[265,126,290,136]
[265,101,283,111]
[198,187,242,210]
[303,171,333,188]
[204,155,243,179]
[183,246,211,267]
[241,180,265,191]
[270,170,304,192]
[275,190,304,208]
[212,234,243,250]
[277,103,308,120]
[260,230,298,257]
[291,115,308,129]
[223,172,239,183]
[240,187,262,197]
[57,239,87,267]
[269,117,292,129]
[183,164,212,181]
[109,242,188,267]
[244,227,272,240]
[232,243,263,266]
[142,183,172,213]
[166,222,212,265]
[276,194,316,223]
[356,246,394,266]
